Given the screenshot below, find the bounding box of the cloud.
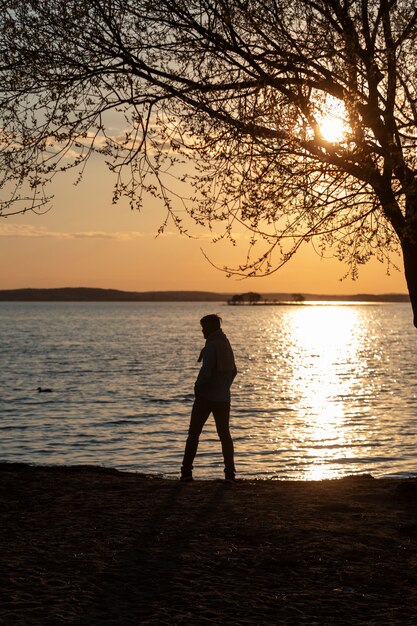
[0,223,144,240]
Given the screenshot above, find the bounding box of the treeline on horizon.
[0,288,410,303]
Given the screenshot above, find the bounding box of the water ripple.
[1,301,416,479]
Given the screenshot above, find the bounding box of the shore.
[2,464,417,624]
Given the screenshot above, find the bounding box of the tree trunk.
[402,240,417,328]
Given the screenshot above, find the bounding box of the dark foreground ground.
[1,464,417,625]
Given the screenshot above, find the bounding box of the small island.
[228,292,306,305]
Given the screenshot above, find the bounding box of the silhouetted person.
[181,314,237,481]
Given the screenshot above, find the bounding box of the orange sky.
[0,155,408,295]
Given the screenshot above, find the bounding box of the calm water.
[1,301,416,480]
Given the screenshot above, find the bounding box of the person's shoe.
[224,472,235,482]
[180,473,193,482]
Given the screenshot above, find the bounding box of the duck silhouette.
[37,387,53,393]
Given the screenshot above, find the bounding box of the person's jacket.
[194,329,237,402]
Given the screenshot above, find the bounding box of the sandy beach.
[1,464,417,625]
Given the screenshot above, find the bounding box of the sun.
[319,115,346,142]
[317,96,349,143]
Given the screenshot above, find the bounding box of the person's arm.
[194,343,216,395]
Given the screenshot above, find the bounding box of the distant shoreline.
[0,287,410,303]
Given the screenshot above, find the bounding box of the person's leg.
[181,397,211,478]
[212,401,235,478]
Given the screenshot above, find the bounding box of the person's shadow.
[82,479,228,624]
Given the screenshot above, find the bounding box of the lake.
[1,301,416,480]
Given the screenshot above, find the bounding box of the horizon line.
[0,286,410,301]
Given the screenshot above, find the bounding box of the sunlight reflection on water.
[1,301,416,480]
[229,302,417,480]
[284,307,363,479]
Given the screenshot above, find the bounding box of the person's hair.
[200,314,222,331]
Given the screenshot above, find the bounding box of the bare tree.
[247,291,262,304]
[292,293,306,303]
[2,1,417,324]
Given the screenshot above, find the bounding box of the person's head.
[200,314,222,339]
